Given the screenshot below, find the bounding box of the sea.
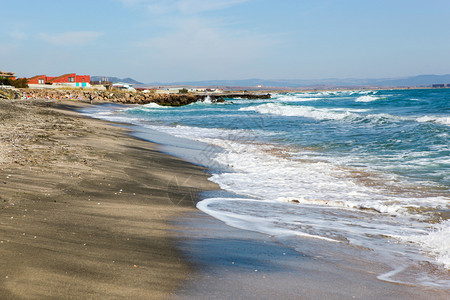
[83,88,449,288]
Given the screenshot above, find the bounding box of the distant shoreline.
[1,85,448,107]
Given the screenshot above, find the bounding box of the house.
[205,88,223,93]
[168,87,183,94]
[28,75,47,85]
[28,73,91,88]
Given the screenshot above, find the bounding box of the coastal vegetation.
[0,77,29,88]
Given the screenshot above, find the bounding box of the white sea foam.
[197,198,341,242]
[85,109,143,124]
[143,102,167,108]
[239,103,404,124]
[417,115,450,126]
[203,95,213,104]
[130,119,448,220]
[274,94,322,102]
[396,220,450,268]
[182,132,450,276]
[355,95,381,102]
[240,103,353,120]
[204,138,447,214]
[197,196,450,287]
[358,90,377,95]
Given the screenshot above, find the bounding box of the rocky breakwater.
[210,93,271,101]
[1,88,271,106]
[0,87,21,100]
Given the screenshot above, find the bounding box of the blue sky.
[1,0,450,83]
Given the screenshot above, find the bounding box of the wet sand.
[1,99,448,299]
[172,211,449,300]
[0,99,218,299]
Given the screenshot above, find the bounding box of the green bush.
[0,77,10,85]
[12,78,29,88]
[179,88,188,94]
[0,77,29,88]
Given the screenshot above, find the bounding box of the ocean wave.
[397,220,450,269]
[143,102,167,108]
[202,138,450,276]
[417,115,450,126]
[239,103,353,120]
[124,102,170,113]
[197,196,450,284]
[197,198,341,242]
[239,103,403,124]
[274,94,322,102]
[358,90,378,95]
[355,95,381,102]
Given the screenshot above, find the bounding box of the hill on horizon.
[146,74,450,88]
[91,76,143,85]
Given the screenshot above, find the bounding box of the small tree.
[179,88,188,94]
[0,77,10,85]
[0,77,29,88]
[12,78,29,88]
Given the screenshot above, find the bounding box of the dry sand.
[0,99,218,299]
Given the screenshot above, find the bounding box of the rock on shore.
[0,88,271,106]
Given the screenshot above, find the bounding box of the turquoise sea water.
[84,88,449,287]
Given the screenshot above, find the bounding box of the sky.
[1,0,450,83]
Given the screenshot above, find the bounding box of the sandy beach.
[0,99,448,299]
[0,99,218,299]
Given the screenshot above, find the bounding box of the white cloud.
[133,17,278,80]
[176,0,250,14]
[38,31,102,46]
[9,30,28,40]
[119,0,250,15]
[118,0,281,80]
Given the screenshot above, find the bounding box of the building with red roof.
[28,73,90,87]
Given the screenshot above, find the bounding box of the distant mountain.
[369,74,450,87]
[91,76,143,85]
[148,74,450,88]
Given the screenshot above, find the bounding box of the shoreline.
[1,99,448,299]
[0,99,218,298]
[172,211,449,300]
